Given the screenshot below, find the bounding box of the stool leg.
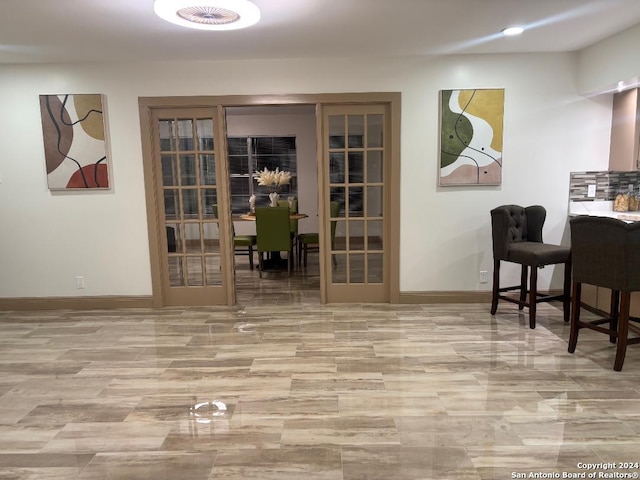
[610,290,620,344]
[614,292,630,371]
[490,259,500,315]
[519,265,528,310]
[529,266,538,329]
[563,260,571,323]
[568,281,581,353]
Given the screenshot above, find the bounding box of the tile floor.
[1,259,640,479]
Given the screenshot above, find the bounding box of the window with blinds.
[227,136,298,214]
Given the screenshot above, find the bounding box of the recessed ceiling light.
[154,0,261,31]
[502,26,524,37]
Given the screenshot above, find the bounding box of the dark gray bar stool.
[490,205,571,329]
[568,215,640,371]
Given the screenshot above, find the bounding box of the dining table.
[239,212,308,221]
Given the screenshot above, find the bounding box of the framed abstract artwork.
[439,88,504,186]
[39,94,110,190]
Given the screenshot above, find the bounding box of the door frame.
[138,93,401,306]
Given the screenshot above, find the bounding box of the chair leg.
[248,246,254,270]
[529,266,538,329]
[519,265,528,310]
[490,259,500,315]
[614,292,630,371]
[610,290,620,344]
[303,244,308,267]
[258,252,263,278]
[568,281,581,353]
[563,260,571,323]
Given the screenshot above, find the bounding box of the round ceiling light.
[501,26,524,37]
[154,0,261,30]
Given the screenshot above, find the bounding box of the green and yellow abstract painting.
[439,88,504,186]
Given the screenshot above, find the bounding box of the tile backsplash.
[569,171,640,201]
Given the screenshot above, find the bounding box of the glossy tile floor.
[1,257,640,479]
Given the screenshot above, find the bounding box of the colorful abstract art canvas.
[439,88,504,186]
[39,94,110,189]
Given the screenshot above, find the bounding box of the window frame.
[227,135,298,214]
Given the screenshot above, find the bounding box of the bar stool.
[568,215,640,371]
[490,205,571,329]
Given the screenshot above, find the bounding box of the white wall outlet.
[75,276,85,289]
[587,184,596,198]
[479,270,489,283]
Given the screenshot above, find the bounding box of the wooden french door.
[149,107,234,306]
[321,104,390,302]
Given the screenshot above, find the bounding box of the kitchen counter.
[568,200,640,222]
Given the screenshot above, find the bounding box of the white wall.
[0,53,613,299]
[578,23,640,95]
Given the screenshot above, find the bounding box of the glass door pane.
[153,109,230,306]
[324,105,387,302]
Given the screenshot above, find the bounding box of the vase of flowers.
[253,167,292,207]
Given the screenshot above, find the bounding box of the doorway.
[138,93,400,306]
[224,105,319,302]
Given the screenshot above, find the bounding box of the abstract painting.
[439,88,504,186]
[39,94,110,189]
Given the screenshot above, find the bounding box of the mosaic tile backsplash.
[569,171,640,201]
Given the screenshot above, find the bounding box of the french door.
[149,107,234,306]
[321,104,390,303]
[140,93,399,307]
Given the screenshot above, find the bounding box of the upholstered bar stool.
[490,205,571,329]
[568,216,640,371]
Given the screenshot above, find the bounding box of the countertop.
[569,200,640,222]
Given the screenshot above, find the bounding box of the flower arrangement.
[253,167,292,192]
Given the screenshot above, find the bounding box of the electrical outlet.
[75,276,85,289]
[587,184,596,198]
[479,270,489,284]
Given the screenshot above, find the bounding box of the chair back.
[213,203,236,236]
[278,199,298,235]
[490,204,545,260]
[570,216,640,292]
[330,201,341,245]
[255,207,292,253]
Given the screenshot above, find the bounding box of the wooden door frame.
[138,92,401,306]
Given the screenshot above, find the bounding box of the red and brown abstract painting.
[39,94,110,189]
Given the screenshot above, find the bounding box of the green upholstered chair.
[255,206,293,277]
[298,201,341,267]
[568,216,640,371]
[490,205,571,329]
[212,204,256,270]
[278,199,298,263]
[233,228,257,271]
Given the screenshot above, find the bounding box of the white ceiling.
[2,0,640,65]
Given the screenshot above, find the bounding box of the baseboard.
[0,295,154,311]
[399,291,492,304]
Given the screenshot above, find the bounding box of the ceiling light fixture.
[502,26,524,37]
[154,0,261,31]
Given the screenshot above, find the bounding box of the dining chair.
[297,201,341,267]
[212,204,257,270]
[568,215,640,371]
[278,199,298,263]
[490,204,571,329]
[255,206,293,277]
